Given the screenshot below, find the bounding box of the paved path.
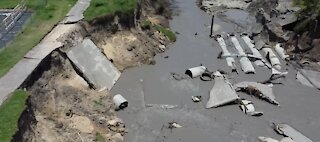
[62,0,91,23]
[0,0,91,105]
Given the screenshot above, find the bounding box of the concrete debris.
[206,74,239,108]
[241,34,265,67]
[265,22,291,41]
[275,43,289,60]
[168,122,182,129]
[274,123,313,142]
[258,136,295,142]
[200,0,249,13]
[235,82,279,105]
[296,71,314,88]
[192,96,202,102]
[262,47,281,70]
[280,137,295,142]
[229,34,255,74]
[66,39,121,90]
[275,14,297,27]
[200,71,214,81]
[258,136,280,142]
[216,35,236,71]
[276,0,301,14]
[113,94,128,110]
[239,99,263,117]
[185,66,207,78]
[299,69,320,89]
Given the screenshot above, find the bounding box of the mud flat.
[111,0,320,142]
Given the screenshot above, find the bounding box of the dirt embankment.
[11,0,174,141]
[83,0,174,71]
[14,50,126,142]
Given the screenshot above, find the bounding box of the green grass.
[0,0,76,77]
[84,0,137,21]
[0,0,21,9]
[154,24,177,42]
[0,90,29,142]
[95,132,106,142]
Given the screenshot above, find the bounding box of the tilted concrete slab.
[206,76,239,108]
[300,69,320,90]
[67,39,121,90]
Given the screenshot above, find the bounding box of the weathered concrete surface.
[0,24,79,105]
[67,39,121,90]
[206,75,239,108]
[62,0,91,23]
[296,71,314,88]
[299,69,320,89]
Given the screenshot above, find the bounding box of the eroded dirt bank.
[11,0,175,141]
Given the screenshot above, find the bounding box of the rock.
[111,133,123,142]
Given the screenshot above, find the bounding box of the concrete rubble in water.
[274,123,314,142]
[275,43,289,61]
[185,66,207,78]
[262,47,282,70]
[241,34,265,67]
[296,71,314,88]
[229,34,255,74]
[239,99,263,117]
[206,72,239,108]
[234,82,279,105]
[297,69,320,89]
[258,136,295,142]
[67,39,121,90]
[216,35,236,71]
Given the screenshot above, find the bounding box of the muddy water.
[111,0,320,141]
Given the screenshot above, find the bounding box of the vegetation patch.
[0,0,77,77]
[84,0,138,21]
[154,24,176,42]
[0,90,28,142]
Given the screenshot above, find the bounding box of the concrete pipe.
[113,94,128,110]
[185,66,207,78]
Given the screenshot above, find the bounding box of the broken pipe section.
[206,72,239,108]
[185,66,207,78]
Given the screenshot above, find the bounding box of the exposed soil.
[84,0,174,71]
[12,0,175,141]
[14,51,125,142]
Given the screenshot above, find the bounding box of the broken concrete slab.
[275,43,289,60]
[216,35,237,71]
[296,71,314,88]
[67,39,121,90]
[274,123,313,142]
[299,69,320,89]
[239,99,263,116]
[262,47,281,70]
[229,34,255,73]
[241,34,265,67]
[206,75,239,108]
[275,14,297,27]
[280,137,295,142]
[234,82,279,105]
[258,136,280,142]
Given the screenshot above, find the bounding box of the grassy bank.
[84,0,137,21]
[0,90,28,142]
[0,0,76,77]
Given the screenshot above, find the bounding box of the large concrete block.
[67,39,121,90]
